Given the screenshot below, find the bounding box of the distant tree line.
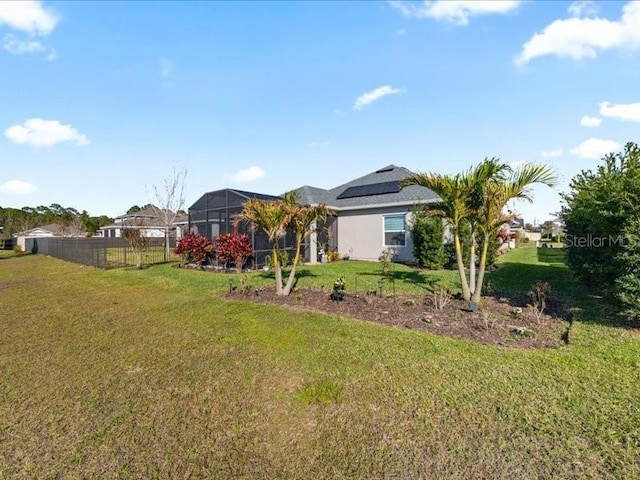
[562,142,640,322]
[0,204,113,237]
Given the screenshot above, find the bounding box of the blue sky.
[1,1,639,224]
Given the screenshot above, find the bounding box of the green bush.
[269,249,289,270]
[444,221,471,269]
[562,142,640,321]
[410,209,446,269]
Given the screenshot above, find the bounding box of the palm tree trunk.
[282,236,303,295]
[469,231,476,296]
[273,247,283,295]
[454,233,471,301]
[471,234,490,303]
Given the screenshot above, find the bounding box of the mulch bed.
[226,286,571,349]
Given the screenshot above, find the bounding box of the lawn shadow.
[0,252,34,261]
[356,268,454,293]
[488,256,636,330]
[257,268,318,281]
[536,246,567,265]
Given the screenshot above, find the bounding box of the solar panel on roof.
[336,180,402,199]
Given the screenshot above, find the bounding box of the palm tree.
[237,192,333,296]
[471,162,557,302]
[236,198,289,295]
[282,191,333,295]
[404,159,556,303]
[402,171,475,300]
[465,158,510,296]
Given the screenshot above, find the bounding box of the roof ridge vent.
[375,165,394,173]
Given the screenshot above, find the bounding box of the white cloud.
[541,148,564,158]
[515,1,640,66]
[225,166,265,183]
[599,101,640,122]
[0,180,37,195]
[570,137,621,159]
[580,115,602,127]
[4,118,89,147]
[2,34,56,60]
[0,1,59,36]
[389,0,521,26]
[568,1,598,18]
[353,85,403,110]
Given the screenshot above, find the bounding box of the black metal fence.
[24,236,177,269]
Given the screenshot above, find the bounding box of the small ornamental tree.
[214,232,254,272]
[174,232,213,266]
[122,228,148,269]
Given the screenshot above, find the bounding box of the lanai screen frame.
[188,189,300,269]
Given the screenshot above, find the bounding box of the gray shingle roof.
[292,164,440,210]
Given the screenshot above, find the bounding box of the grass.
[1,248,639,479]
[105,245,179,268]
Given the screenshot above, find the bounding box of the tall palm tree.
[402,171,475,301]
[238,192,333,296]
[405,159,556,303]
[471,162,557,302]
[282,191,333,295]
[236,198,289,295]
[465,158,510,296]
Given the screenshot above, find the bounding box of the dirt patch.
[227,287,570,349]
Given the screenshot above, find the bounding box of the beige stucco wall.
[336,206,416,262]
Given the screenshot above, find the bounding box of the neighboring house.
[505,217,525,235]
[293,165,439,263]
[99,207,181,238]
[173,214,188,240]
[15,223,85,250]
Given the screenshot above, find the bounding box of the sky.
[1,0,639,224]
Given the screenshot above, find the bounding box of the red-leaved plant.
[497,228,510,244]
[214,232,254,272]
[174,232,214,266]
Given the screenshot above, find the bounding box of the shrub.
[269,249,290,270]
[214,232,253,272]
[330,277,346,301]
[174,232,213,266]
[327,250,341,262]
[444,221,471,269]
[379,249,392,277]
[410,210,446,269]
[529,281,551,323]
[562,142,640,321]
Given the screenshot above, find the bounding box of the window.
[384,215,406,246]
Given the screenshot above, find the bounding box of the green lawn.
[1,248,639,479]
[105,245,179,268]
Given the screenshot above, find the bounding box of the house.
[293,165,439,263]
[99,207,182,238]
[188,166,441,266]
[15,223,85,250]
